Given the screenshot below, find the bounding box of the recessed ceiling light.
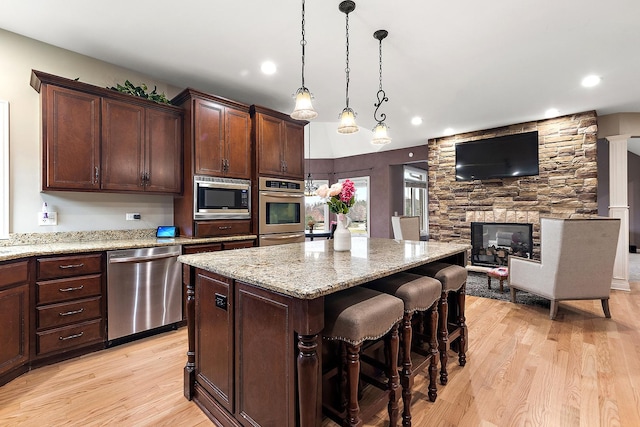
[411,117,422,126]
[443,127,454,136]
[545,108,559,118]
[581,75,601,87]
[261,61,277,75]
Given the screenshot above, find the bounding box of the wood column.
[607,134,631,291]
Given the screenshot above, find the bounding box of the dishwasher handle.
[108,251,180,264]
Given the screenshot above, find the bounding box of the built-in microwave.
[193,176,251,220]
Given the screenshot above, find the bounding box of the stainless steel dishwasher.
[106,245,182,342]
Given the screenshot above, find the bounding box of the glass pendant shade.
[371,122,391,145]
[291,87,318,120]
[337,107,359,134]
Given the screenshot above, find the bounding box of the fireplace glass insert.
[471,222,533,267]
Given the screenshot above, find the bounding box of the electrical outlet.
[38,211,58,226]
[125,213,141,221]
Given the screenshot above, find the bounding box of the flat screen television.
[455,131,539,181]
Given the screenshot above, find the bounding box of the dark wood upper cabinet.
[101,98,145,192]
[42,85,101,190]
[194,98,225,176]
[225,108,251,179]
[283,121,304,178]
[31,70,183,194]
[145,108,182,193]
[251,105,307,180]
[173,89,251,180]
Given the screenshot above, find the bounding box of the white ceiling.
[2,0,640,159]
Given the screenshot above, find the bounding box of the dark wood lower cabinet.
[196,272,234,412]
[34,253,105,362]
[191,270,298,427]
[0,260,30,385]
[235,282,296,427]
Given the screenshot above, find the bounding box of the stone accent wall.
[427,111,598,258]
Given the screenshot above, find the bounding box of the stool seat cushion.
[324,287,404,346]
[365,272,441,313]
[414,262,467,291]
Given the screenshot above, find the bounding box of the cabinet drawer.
[223,240,254,250]
[0,260,29,289]
[37,254,102,280]
[195,220,251,237]
[36,319,103,356]
[37,274,102,305]
[37,296,102,329]
[183,243,223,254]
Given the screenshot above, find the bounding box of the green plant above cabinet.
[108,80,171,105]
[31,70,183,194]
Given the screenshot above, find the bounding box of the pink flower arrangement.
[316,179,356,214]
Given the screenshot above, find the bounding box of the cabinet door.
[43,85,100,190]
[194,99,224,176]
[196,272,234,412]
[0,261,30,381]
[101,99,145,191]
[235,282,295,426]
[225,108,251,179]
[145,108,182,193]
[283,121,304,179]
[257,113,284,176]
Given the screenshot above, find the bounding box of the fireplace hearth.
[471,222,533,267]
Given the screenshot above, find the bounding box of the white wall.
[0,29,182,234]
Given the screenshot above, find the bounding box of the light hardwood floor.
[1,283,639,427]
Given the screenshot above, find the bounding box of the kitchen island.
[178,237,469,427]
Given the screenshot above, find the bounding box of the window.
[403,166,428,237]
[340,176,370,237]
[304,179,329,231]
[0,100,8,239]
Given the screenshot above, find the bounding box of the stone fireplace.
[471,222,533,267]
[426,111,599,261]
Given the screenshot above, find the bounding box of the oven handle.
[260,233,305,241]
[259,192,305,199]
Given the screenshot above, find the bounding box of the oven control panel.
[259,177,304,193]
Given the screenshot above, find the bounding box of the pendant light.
[304,124,318,196]
[291,0,318,120]
[371,29,391,145]
[337,1,358,134]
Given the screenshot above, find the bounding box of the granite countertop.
[178,237,470,299]
[0,229,257,262]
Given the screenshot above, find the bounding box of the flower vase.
[333,213,351,251]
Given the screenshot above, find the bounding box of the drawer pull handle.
[59,263,84,269]
[59,332,84,341]
[59,285,84,292]
[218,226,232,230]
[59,308,84,317]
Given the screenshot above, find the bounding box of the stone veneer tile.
[466,211,474,222]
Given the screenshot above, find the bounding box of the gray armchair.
[508,217,620,320]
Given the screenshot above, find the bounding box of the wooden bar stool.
[412,262,467,385]
[365,272,442,423]
[323,286,405,427]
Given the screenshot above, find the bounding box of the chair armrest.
[508,256,554,298]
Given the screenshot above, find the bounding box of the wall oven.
[258,177,305,246]
[193,176,250,220]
